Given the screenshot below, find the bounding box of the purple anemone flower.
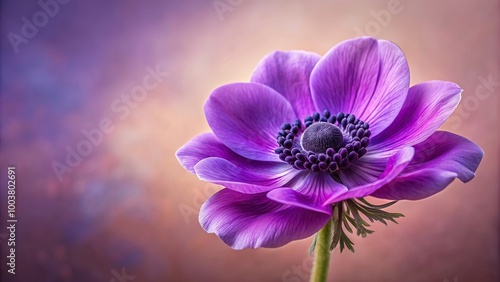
[176,37,483,250]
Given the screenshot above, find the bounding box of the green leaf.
[309,233,318,255]
[327,197,405,253]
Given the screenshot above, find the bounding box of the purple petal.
[176,133,242,174]
[250,51,321,118]
[194,157,300,194]
[266,172,347,214]
[310,37,409,136]
[371,169,457,200]
[200,189,331,249]
[324,147,414,204]
[372,131,483,200]
[338,152,388,188]
[370,81,462,152]
[407,131,483,182]
[205,83,296,161]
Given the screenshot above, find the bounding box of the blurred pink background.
[0,0,498,281]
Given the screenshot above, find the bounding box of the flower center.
[274,111,371,172]
[300,122,344,153]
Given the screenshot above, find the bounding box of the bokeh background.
[1,0,498,281]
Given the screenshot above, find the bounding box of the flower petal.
[370,81,462,152]
[372,131,483,200]
[338,152,388,188]
[194,157,300,194]
[371,169,457,200]
[250,51,321,118]
[266,172,347,214]
[205,83,296,161]
[175,133,242,174]
[407,131,483,182]
[200,189,331,249]
[310,37,409,136]
[324,147,414,204]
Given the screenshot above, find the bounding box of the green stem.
[309,211,334,282]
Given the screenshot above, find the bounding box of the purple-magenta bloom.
[176,37,483,250]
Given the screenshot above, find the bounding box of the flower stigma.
[301,122,344,153]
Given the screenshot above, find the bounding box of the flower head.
[176,37,483,250]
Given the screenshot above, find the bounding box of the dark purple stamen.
[275,110,371,172]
